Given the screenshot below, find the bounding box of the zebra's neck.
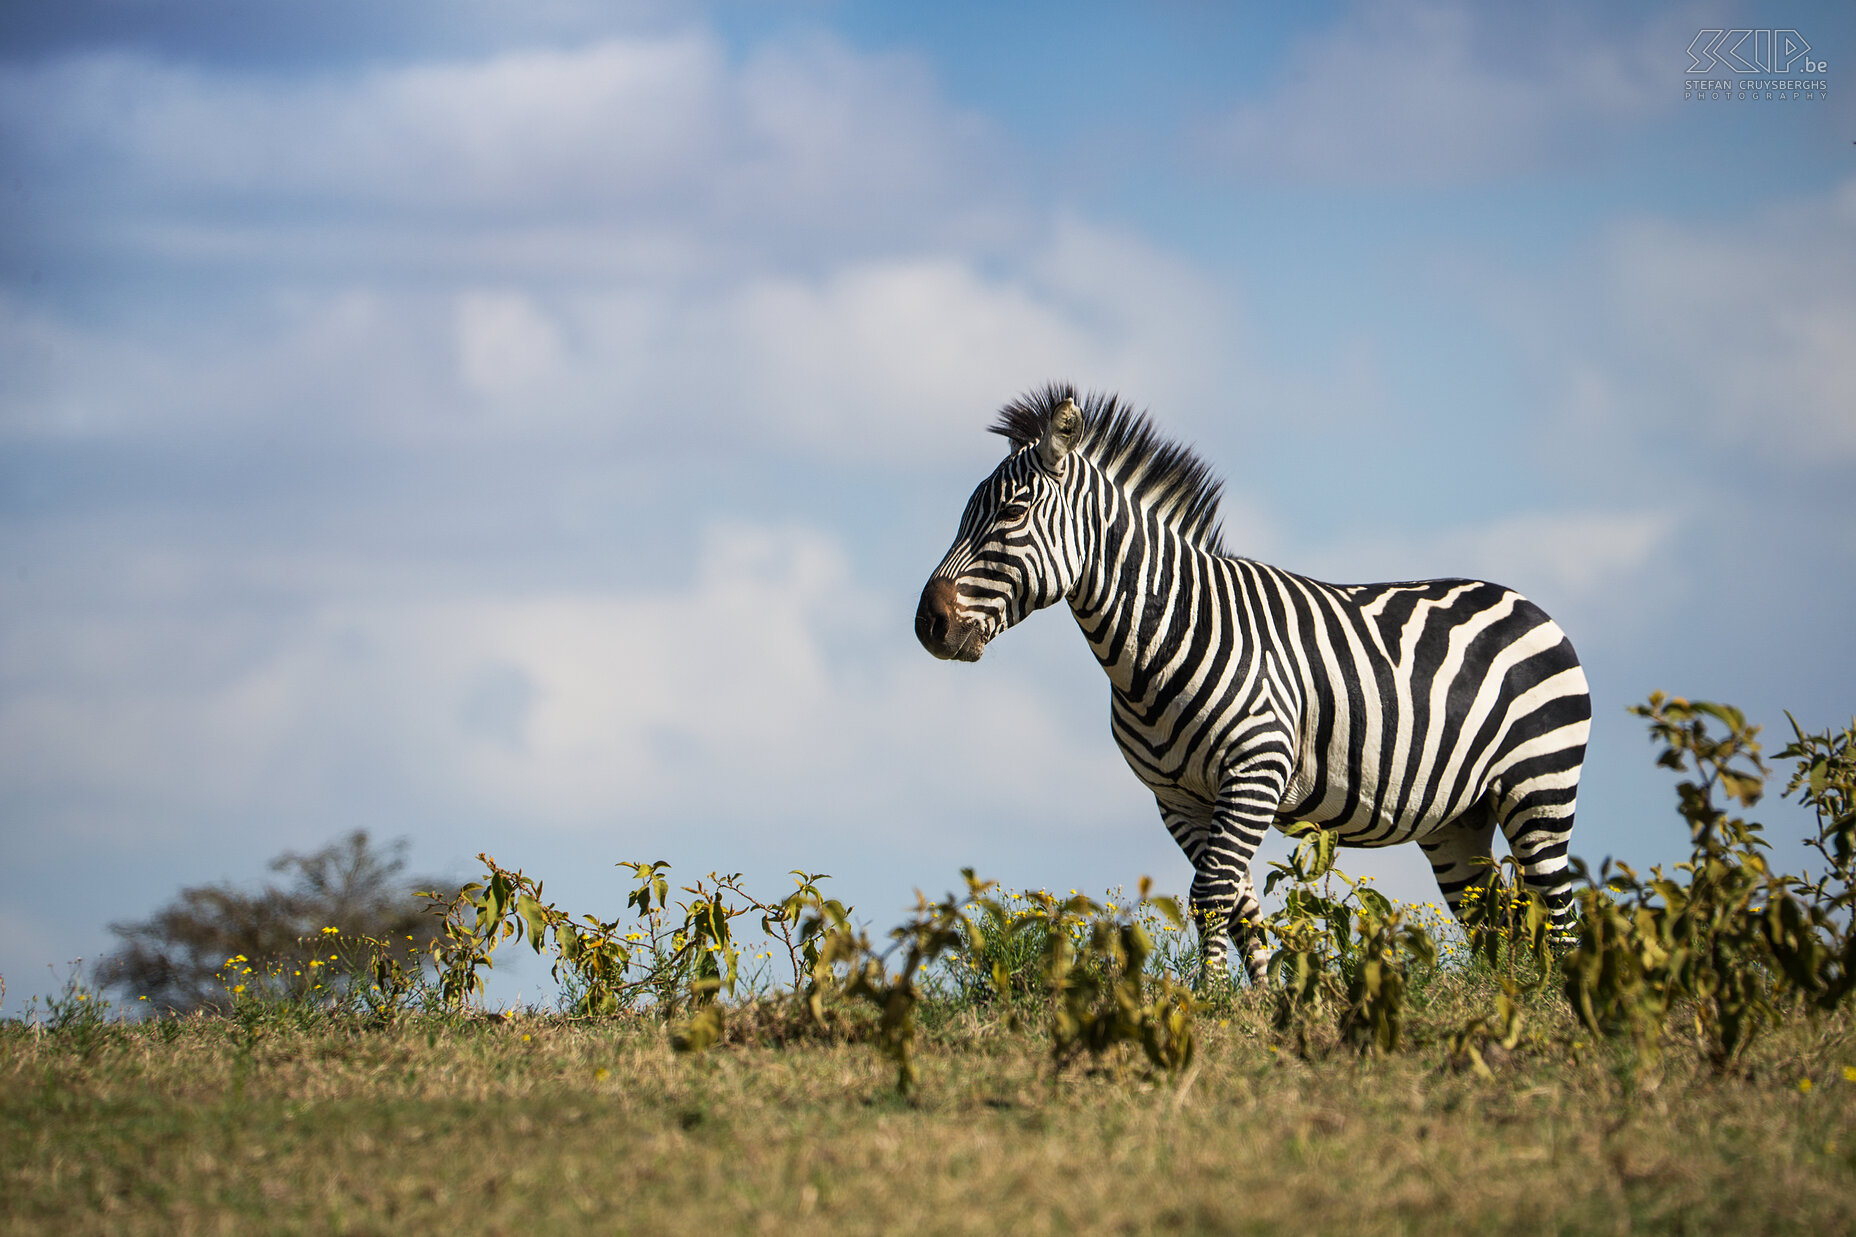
[1063,463,1243,703]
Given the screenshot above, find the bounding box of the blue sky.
[3,1,1853,1007]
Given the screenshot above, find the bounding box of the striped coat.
[916,386,1590,982]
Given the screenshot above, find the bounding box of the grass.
[7,975,1856,1236]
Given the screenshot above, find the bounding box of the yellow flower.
[1843,1065,1856,1083]
[1798,1078,1814,1094]
[594,1067,610,1081]
[233,985,246,994]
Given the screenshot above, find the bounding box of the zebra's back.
[1115,558,1590,848]
[1267,566,1588,845]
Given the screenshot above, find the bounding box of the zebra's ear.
[1037,398,1083,470]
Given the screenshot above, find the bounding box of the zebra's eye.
[999,502,1029,520]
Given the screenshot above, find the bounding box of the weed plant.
[7,695,1856,1233]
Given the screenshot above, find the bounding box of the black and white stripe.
[915,386,1591,983]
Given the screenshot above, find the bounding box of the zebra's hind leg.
[1486,690,1589,942]
[1418,803,1499,922]
[1495,789,1580,942]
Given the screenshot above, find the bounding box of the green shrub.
[1041,880,1198,1078]
[1261,823,1436,1055]
[52,692,1851,1102]
[1561,694,1856,1071]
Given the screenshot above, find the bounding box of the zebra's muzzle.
[915,577,986,662]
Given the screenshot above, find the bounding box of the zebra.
[914,385,1591,984]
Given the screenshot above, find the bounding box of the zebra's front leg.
[1156,801,1225,986]
[1157,790,1274,988]
[1204,752,1295,987]
[1160,802,1270,986]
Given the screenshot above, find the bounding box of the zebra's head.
[915,396,1086,662]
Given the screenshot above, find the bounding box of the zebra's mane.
[991,384,1226,555]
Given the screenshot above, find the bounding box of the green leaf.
[516,895,550,953]
[671,1005,725,1054]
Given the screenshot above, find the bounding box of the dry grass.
[6,983,1856,1236]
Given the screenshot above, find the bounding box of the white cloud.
[5,37,723,210]
[456,290,565,401]
[708,259,1090,455]
[1027,218,1244,425]
[0,297,141,438]
[0,31,1266,462]
[608,220,1248,462]
[1,218,1253,464]
[1298,507,1680,634]
[1483,178,1856,468]
[1200,2,1680,185]
[688,220,1244,462]
[0,32,1006,272]
[1594,184,1856,461]
[0,523,1132,851]
[0,286,460,442]
[1465,510,1679,601]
